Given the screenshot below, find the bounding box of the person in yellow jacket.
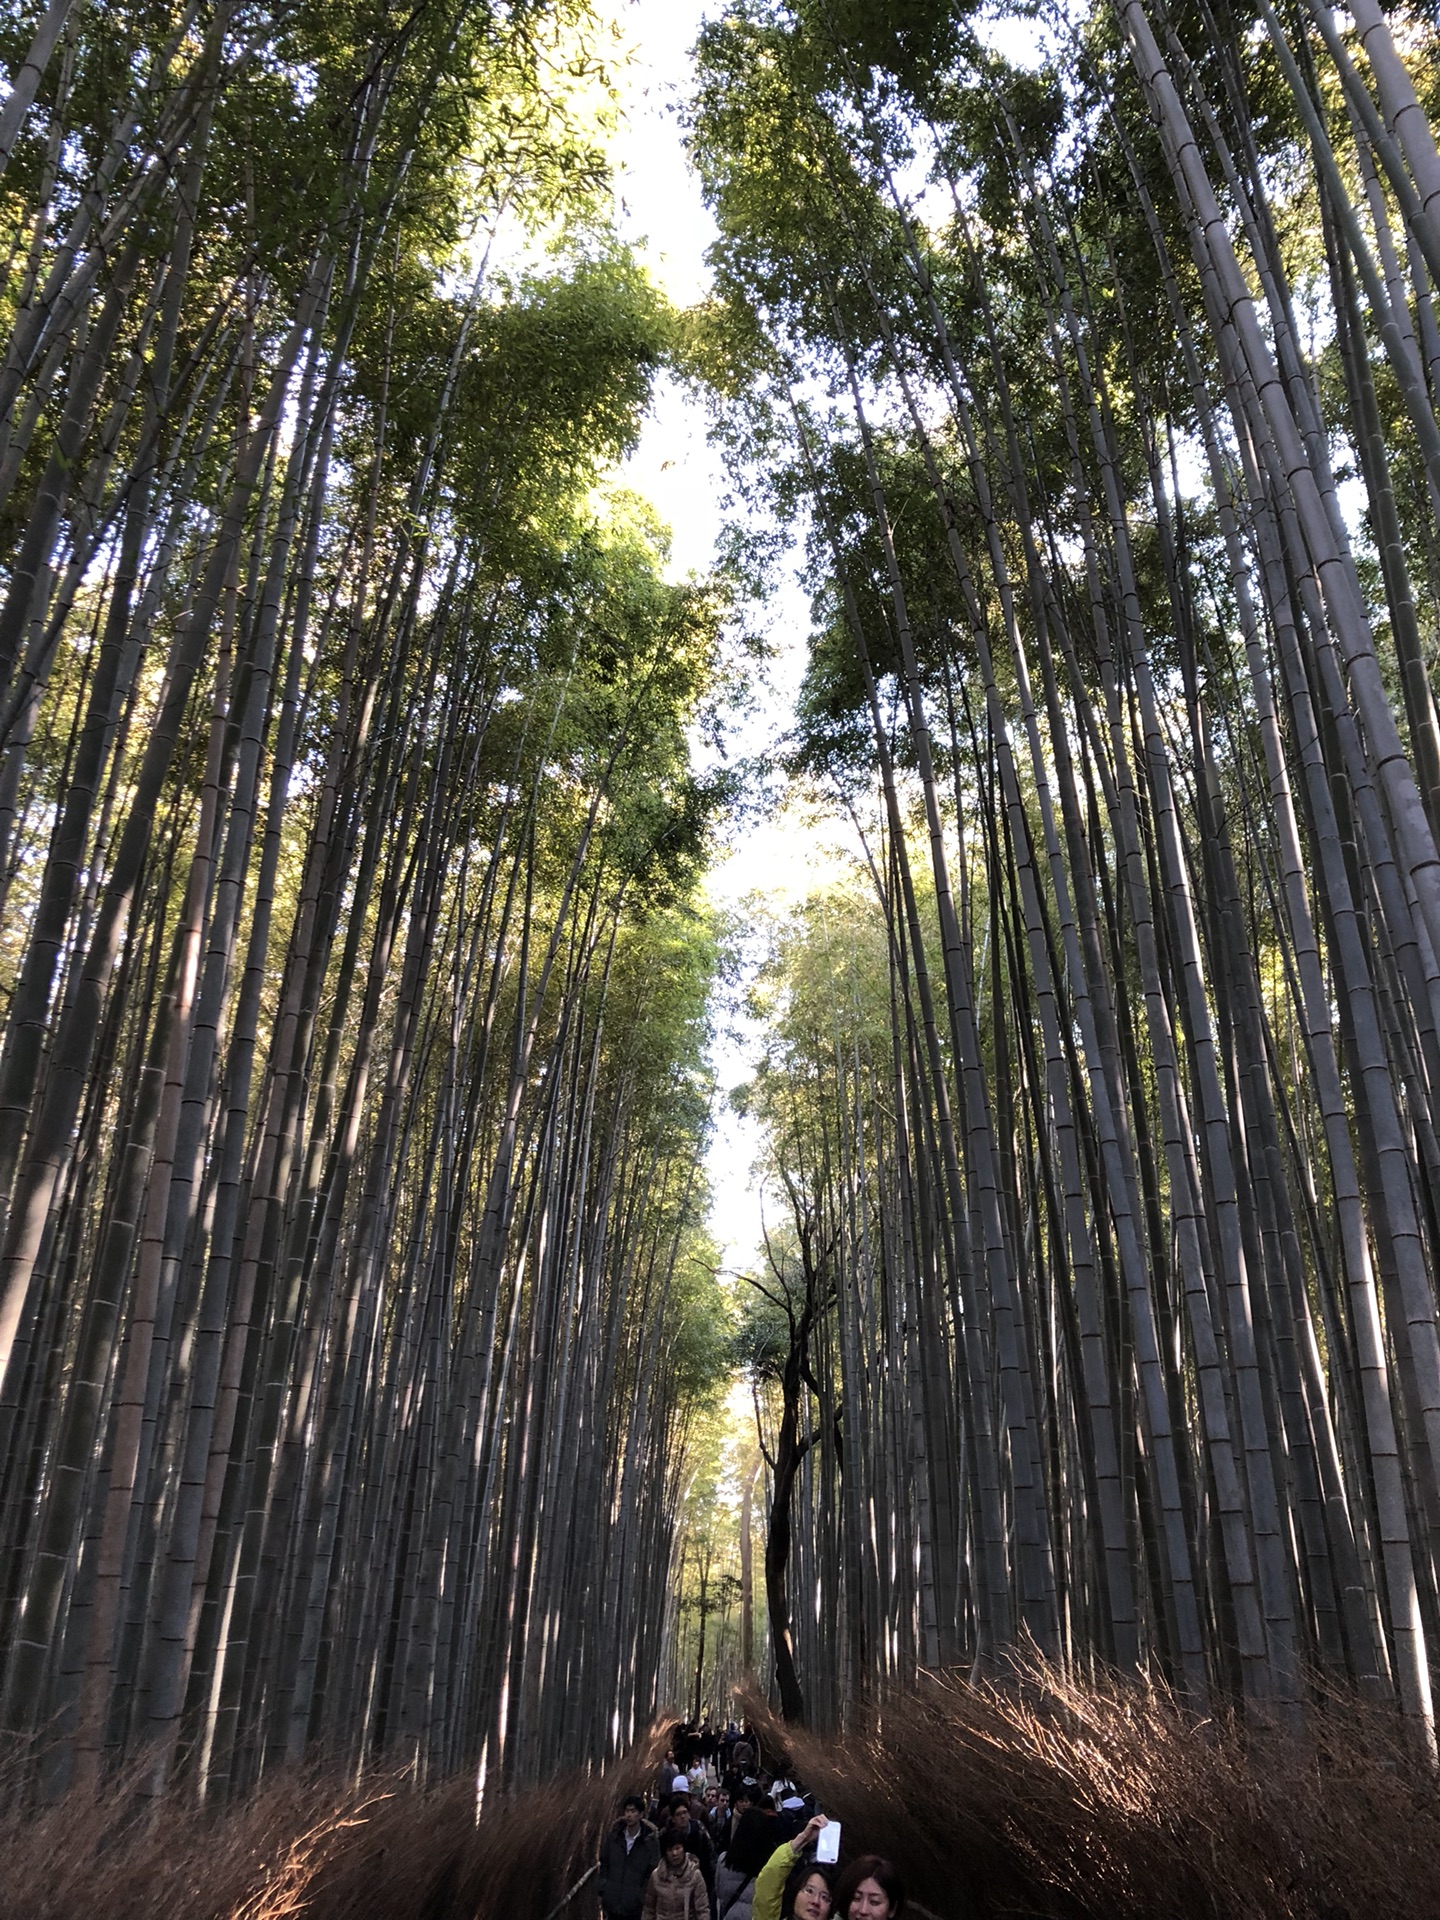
[752,1814,834,1920]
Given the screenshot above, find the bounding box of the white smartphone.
[816,1821,841,1865]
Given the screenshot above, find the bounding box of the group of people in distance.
[597,1721,908,1920]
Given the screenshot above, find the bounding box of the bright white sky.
[596,0,1082,1310]
[602,0,859,1280]
[602,0,1054,1282]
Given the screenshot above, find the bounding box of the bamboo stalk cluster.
[0,0,728,1798]
[696,0,1440,1739]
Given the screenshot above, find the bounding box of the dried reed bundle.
[0,1730,660,1920]
[286,1759,640,1920]
[0,1761,382,1920]
[738,1664,1440,1919]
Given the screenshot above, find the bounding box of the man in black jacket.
[599,1795,660,1920]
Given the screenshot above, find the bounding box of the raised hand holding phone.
[816,1820,841,1864]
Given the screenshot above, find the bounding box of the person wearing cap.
[775,1792,811,1842]
[654,1772,691,1828]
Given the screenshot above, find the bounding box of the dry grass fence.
[1,1668,1438,1918]
[738,1661,1440,1920]
[0,1747,647,1920]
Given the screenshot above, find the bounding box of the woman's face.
[846,1877,893,1920]
[794,1873,833,1920]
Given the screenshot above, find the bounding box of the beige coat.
[643,1855,707,1920]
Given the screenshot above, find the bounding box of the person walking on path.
[600,1796,661,1920]
[645,1832,708,1920]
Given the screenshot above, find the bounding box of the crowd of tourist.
[597,1721,908,1920]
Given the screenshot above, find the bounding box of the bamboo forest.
[8,0,1440,1910]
